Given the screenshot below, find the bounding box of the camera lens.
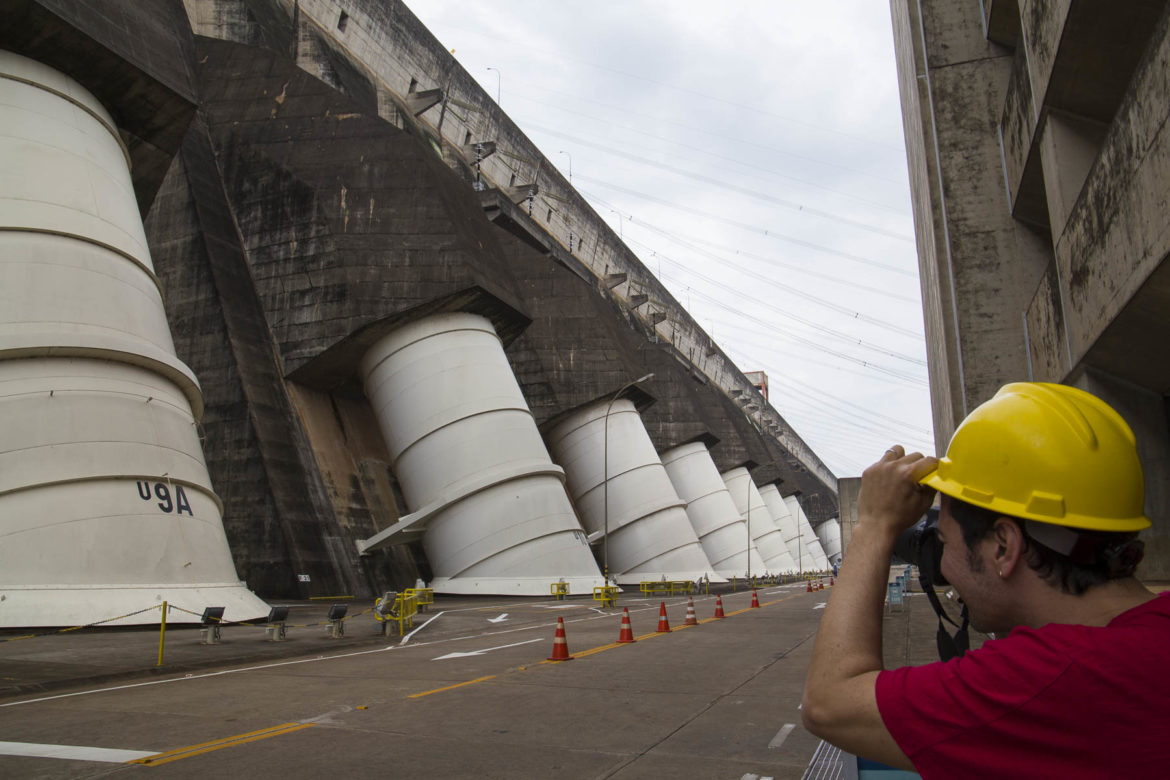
[893,507,947,587]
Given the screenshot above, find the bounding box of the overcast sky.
[408,1,935,478]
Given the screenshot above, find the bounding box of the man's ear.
[991,517,1025,577]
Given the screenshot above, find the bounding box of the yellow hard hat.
[919,382,1150,532]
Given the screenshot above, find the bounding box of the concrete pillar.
[547,398,720,585]
[360,312,605,595]
[662,442,766,578]
[0,50,269,627]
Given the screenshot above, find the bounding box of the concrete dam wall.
[0,0,838,619]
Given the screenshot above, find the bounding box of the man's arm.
[801,446,937,770]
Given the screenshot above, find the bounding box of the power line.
[627,224,923,337]
[715,334,933,435]
[584,183,914,304]
[655,229,918,304]
[633,237,927,360]
[527,123,912,241]
[509,94,907,212]
[695,311,927,394]
[678,282,928,385]
[576,176,916,277]
[514,82,907,189]
[428,19,905,154]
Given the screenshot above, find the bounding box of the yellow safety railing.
[374,592,419,636]
[638,580,694,596]
[404,587,434,612]
[550,582,569,600]
[592,585,619,607]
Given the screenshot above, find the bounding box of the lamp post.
[558,150,572,183]
[797,495,804,578]
[602,372,654,586]
[745,474,751,582]
[486,67,501,104]
[799,530,804,578]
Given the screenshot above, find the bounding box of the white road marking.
[399,610,446,645]
[768,723,796,749]
[813,602,827,610]
[486,613,509,623]
[532,604,583,609]
[0,741,157,763]
[431,637,543,661]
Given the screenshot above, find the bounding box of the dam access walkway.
[0,581,964,779]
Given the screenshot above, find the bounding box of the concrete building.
[891,0,1169,576]
[0,0,839,621]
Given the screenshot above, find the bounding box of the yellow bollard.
[157,601,168,667]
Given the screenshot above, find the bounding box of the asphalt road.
[0,584,833,779]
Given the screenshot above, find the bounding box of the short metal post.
[157,601,167,666]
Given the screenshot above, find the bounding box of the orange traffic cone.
[713,595,726,618]
[546,617,574,661]
[806,579,813,593]
[684,597,698,626]
[617,607,636,643]
[818,580,824,591]
[750,588,761,608]
[830,576,835,586]
[656,602,671,633]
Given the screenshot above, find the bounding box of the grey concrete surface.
[891,0,1170,580]
[0,584,971,779]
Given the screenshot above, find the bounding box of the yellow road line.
[408,675,496,699]
[569,641,623,659]
[414,592,809,694]
[130,722,314,766]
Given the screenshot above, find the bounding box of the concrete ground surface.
[0,582,974,779]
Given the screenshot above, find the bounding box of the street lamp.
[746,474,751,582]
[602,372,654,586]
[486,67,501,104]
[798,519,804,578]
[558,150,572,183]
[609,209,624,239]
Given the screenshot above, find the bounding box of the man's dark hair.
[946,496,1142,595]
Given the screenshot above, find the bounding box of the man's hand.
[800,444,939,771]
[858,445,939,537]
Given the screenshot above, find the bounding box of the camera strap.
[920,573,970,661]
[935,603,969,661]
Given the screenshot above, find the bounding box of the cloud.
[410,0,936,477]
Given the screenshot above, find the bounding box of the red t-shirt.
[875,592,1170,779]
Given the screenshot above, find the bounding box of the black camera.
[893,506,969,660]
[893,506,947,587]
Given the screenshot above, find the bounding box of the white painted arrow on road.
[432,637,543,661]
[486,613,509,623]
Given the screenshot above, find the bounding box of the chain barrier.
[167,603,374,629]
[2,603,166,644]
[3,602,377,644]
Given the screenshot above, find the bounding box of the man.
[801,382,1170,778]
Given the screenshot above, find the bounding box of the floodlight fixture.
[201,606,225,625]
[200,606,226,645]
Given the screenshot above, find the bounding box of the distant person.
[801,382,1170,778]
